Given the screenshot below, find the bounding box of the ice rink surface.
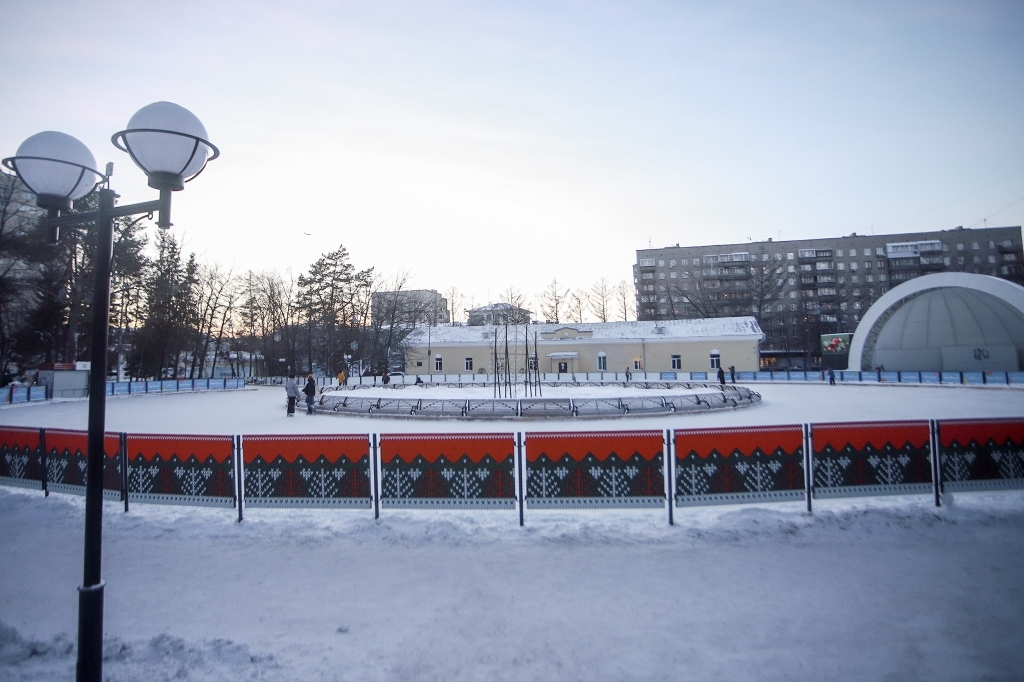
[2,383,1023,681]
[1,381,1022,434]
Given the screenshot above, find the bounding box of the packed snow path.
[1,489,1023,680]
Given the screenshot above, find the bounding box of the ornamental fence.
[2,418,1021,525]
[0,378,246,405]
[341,370,1024,387]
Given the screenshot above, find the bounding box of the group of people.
[283,373,318,416]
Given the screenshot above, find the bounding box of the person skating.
[827,368,836,385]
[717,366,726,388]
[382,369,390,386]
[303,374,317,414]
[728,365,736,383]
[284,372,299,416]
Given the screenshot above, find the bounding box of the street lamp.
[3,101,218,682]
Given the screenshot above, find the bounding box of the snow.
[2,385,1024,680]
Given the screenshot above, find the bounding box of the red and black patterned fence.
[674,425,805,506]
[811,421,932,498]
[126,434,235,506]
[379,433,516,508]
[524,431,665,508]
[0,426,43,490]
[241,435,371,508]
[3,419,1022,522]
[938,418,1024,492]
[43,429,123,500]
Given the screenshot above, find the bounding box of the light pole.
[4,101,218,682]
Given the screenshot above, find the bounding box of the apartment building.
[633,225,1024,369]
[370,289,450,327]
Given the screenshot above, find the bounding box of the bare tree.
[539,278,569,323]
[567,288,588,323]
[615,279,633,321]
[444,285,465,324]
[747,249,786,329]
[589,277,611,322]
[499,285,530,324]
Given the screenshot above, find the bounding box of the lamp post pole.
[5,101,218,682]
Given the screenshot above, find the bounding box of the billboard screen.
[821,333,852,354]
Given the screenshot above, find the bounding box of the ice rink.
[2,383,1023,681]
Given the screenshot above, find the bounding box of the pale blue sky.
[3,1,1022,310]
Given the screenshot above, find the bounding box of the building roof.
[405,317,763,346]
[467,302,530,313]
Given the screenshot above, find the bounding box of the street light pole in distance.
[3,101,219,682]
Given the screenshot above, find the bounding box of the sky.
[2,0,1023,315]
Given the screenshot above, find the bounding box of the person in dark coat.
[728,365,736,383]
[284,372,299,416]
[717,366,726,387]
[382,369,390,386]
[827,368,836,385]
[303,374,317,414]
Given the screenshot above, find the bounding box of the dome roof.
[849,273,1024,372]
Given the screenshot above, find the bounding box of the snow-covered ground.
[0,382,1022,434]
[2,385,1024,680]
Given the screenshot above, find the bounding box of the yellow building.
[403,318,763,376]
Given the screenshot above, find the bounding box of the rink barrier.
[524,431,665,509]
[810,421,933,499]
[379,433,516,509]
[5,420,1023,523]
[673,425,805,506]
[125,434,235,507]
[240,434,371,510]
[42,429,123,500]
[936,418,1024,492]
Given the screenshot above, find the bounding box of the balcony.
[715,269,751,280]
[998,242,1021,254]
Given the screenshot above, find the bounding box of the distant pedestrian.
[728,365,736,383]
[303,374,317,414]
[625,368,632,384]
[284,372,299,417]
[717,366,726,388]
[382,369,390,386]
[827,368,836,385]
[337,369,346,387]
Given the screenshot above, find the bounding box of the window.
[634,356,643,370]
[866,275,874,283]
[640,258,656,266]
[838,276,846,284]
[658,260,665,266]
[658,272,665,279]
[1005,253,1018,262]
[762,253,769,261]
[864,262,871,270]
[434,356,442,372]
[851,275,860,283]
[642,273,653,280]
[597,353,607,371]
[789,291,797,298]
[787,277,796,285]
[709,351,721,369]
[800,264,813,272]
[972,242,980,250]
[787,253,795,260]
[836,249,844,257]
[988,241,995,249]
[876,247,884,256]
[837,262,845,270]
[670,271,677,278]
[864,248,871,256]
[774,253,783,261]
[798,249,816,258]
[944,257,951,265]
[973,256,982,264]
[878,273,887,281]
[416,361,423,366]
[680,258,689,265]
[671,355,681,370]
[787,265,796,273]
[942,243,950,251]
[465,357,473,371]
[957,256,965,265]
[988,255,997,264]
[669,259,676,267]
[850,262,858,271]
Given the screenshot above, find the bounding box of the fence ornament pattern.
[0,427,42,490]
[126,434,235,506]
[811,421,932,498]
[674,425,805,506]
[379,434,516,508]
[525,431,664,508]
[43,429,123,499]
[242,435,371,507]
[939,418,1024,491]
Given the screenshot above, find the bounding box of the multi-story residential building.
[633,225,1024,369]
[466,302,533,326]
[370,289,449,327]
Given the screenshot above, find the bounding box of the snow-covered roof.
[405,318,763,346]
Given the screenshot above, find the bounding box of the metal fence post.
[665,429,674,526]
[803,424,813,513]
[930,419,942,507]
[120,432,128,511]
[372,434,380,520]
[517,432,524,527]
[39,428,48,496]
[236,435,244,523]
